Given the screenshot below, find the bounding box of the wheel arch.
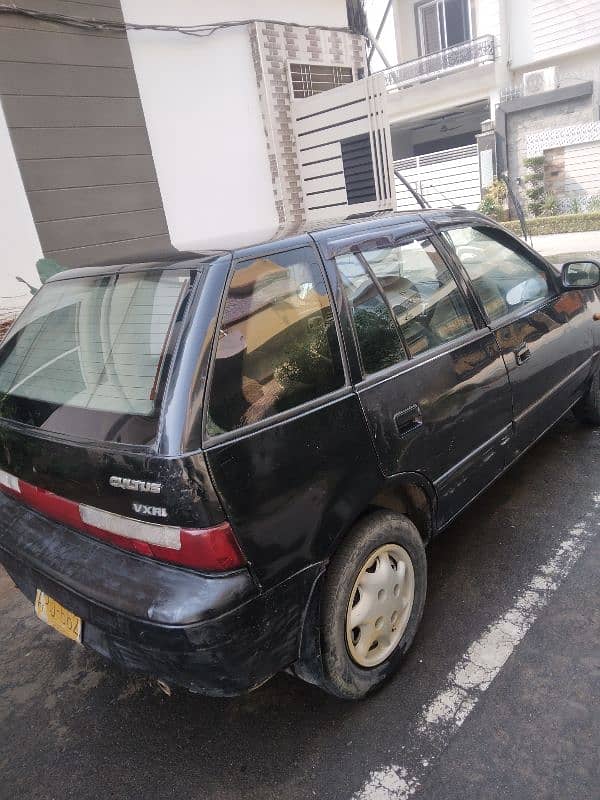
[367,472,437,546]
[293,473,436,681]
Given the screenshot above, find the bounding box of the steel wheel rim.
[345,543,415,668]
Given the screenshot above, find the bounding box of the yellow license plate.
[35,590,82,643]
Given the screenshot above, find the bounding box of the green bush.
[541,194,559,216]
[478,179,508,221]
[587,195,600,213]
[503,213,600,236]
[479,195,500,218]
[568,195,584,214]
[523,156,546,217]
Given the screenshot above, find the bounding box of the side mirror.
[561,260,600,290]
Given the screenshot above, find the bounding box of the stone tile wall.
[249,22,366,234]
[506,95,593,205]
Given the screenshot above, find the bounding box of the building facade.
[383,0,600,212]
[1,0,392,315]
[2,0,598,320]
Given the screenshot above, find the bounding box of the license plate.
[35,590,82,643]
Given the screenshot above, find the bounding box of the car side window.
[443,226,554,322]
[362,238,476,358]
[335,253,407,374]
[206,247,345,436]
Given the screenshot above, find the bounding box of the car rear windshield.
[0,267,194,444]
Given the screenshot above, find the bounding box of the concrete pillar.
[476,118,497,193]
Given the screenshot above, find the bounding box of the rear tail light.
[0,469,20,493]
[0,470,245,572]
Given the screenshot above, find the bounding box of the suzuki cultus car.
[0,210,599,699]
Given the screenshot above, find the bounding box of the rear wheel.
[573,371,600,425]
[317,510,427,699]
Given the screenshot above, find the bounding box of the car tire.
[573,370,600,425]
[317,510,427,700]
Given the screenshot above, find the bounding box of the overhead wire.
[0,5,356,37]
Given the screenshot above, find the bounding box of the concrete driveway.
[1,414,598,800]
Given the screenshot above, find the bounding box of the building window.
[417,0,471,55]
[290,63,353,99]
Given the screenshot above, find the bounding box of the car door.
[320,222,514,528]
[441,223,594,454]
[197,242,383,587]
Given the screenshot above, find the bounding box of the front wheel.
[573,370,600,425]
[317,510,427,700]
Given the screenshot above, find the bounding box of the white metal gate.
[394,144,481,210]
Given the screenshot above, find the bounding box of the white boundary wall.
[0,101,42,318]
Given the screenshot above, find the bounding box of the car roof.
[44,251,229,283]
[232,207,488,261]
[44,208,492,280]
[306,207,489,240]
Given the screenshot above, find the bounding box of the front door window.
[443,226,554,322]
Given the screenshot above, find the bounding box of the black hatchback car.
[0,210,599,699]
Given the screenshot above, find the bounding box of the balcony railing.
[384,35,495,91]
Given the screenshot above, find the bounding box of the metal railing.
[384,35,495,91]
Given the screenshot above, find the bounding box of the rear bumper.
[0,493,319,696]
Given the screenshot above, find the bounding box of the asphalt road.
[0,414,598,800]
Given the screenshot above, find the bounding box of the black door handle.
[394,404,423,438]
[515,343,531,365]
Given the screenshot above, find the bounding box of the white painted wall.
[392,0,600,75]
[508,0,600,70]
[121,9,279,249]
[559,140,600,202]
[121,0,350,250]
[122,0,348,29]
[364,0,398,71]
[510,39,600,116]
[0,101,43,316]
[392,0,419,63]
[389,0,507,117]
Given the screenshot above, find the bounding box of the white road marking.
[353,503,599,800]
